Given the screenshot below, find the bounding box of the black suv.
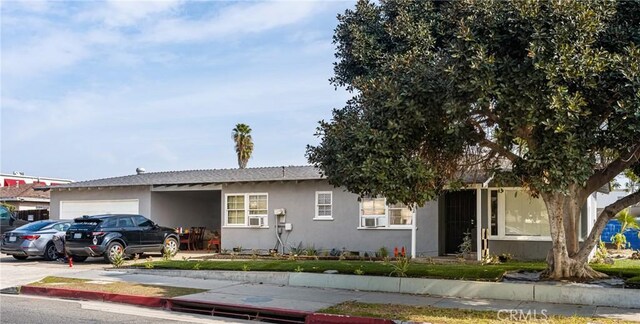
[65,214,179,263]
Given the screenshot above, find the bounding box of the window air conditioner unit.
[248,216,263,227]
[364,218,378,228]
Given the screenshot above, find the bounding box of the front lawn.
[132,258,640,282]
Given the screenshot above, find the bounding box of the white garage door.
[59,199,139,219]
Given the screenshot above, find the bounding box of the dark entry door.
[444,190,477,254]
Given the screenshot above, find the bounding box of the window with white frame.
[315,191,333,219]
[488,189,550,238]
[225,193,268,227]
[360,198,414,228]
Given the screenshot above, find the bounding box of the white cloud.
[75,0,183,27]
[140,1,328,43]
[1,32,90,78]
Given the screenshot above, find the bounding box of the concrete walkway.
[52,269,640,322]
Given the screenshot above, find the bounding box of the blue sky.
[1,0,354,181]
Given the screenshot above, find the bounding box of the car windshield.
[14,221,55,232]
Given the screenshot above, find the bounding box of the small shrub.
[193,261,201,270]
[382,256,390,265]
[242,264,251,271]
[294,266,304,272]
[132,253,140,263]
[289,242,305,255]
[354,266,365,275]
[591,240,610,264]
[458,231,473,257]
[162,248,173,261]
[481,254,501,265]
[498,253,512,262]
[377,246,389,258]
[304,244,318,256]
[182,256,189,261]
[389,256,411,277]
[144,256,154,269]
[287,254,297,261]
[111,251,125,268]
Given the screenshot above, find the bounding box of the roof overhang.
[151,183,222,192]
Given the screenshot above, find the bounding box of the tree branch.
[582,143,640,199]
[575,189,640,262]
[479,138,520,162]
[467,117,520,163]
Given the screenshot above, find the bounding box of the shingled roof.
[0,183,50,200]
[43,165,493,190]
[49,166,325,189]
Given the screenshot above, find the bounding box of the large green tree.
[232,123,254,169]
[307,0,640,279]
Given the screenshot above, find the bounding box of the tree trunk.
[542,192,607,280]
[562,191,581,257]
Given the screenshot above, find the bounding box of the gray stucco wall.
[489,240,551,260]
[150,191,221,230]
[49,186,152,219]
[220,180,439,256]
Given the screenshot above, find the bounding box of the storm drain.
[167,299,308,323]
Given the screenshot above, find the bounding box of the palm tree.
[232,123,254,169]
[610,208,640,250]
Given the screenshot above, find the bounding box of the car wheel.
[162,237,178,257]
[12,255,28,260]
[104,241,124,264]
[43,242,58,261]
[71,256,87,262]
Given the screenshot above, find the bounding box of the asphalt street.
[0,294,248,324]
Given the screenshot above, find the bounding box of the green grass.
[133,259,640,281]
[319,301,635,323]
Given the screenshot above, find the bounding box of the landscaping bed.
[130,258,640,286]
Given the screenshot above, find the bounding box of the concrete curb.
[116,268,640,309]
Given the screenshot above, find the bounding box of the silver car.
[1,220,71,261]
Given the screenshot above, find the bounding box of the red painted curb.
[20,286,166,308]
[306,313,394,324]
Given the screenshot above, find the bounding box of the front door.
[444,190,477,254]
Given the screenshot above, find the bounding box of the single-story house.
[45,166,599,260]
[0,183,51,211]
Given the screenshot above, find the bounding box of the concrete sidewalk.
[51,269,640,322]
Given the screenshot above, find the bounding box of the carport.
[150,184,221,237]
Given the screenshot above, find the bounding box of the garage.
[59,199,139,219]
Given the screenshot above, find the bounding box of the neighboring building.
[0,172,72,187]
[0,183,51,211]
[597,189,640,217]
[44,166,599,260]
